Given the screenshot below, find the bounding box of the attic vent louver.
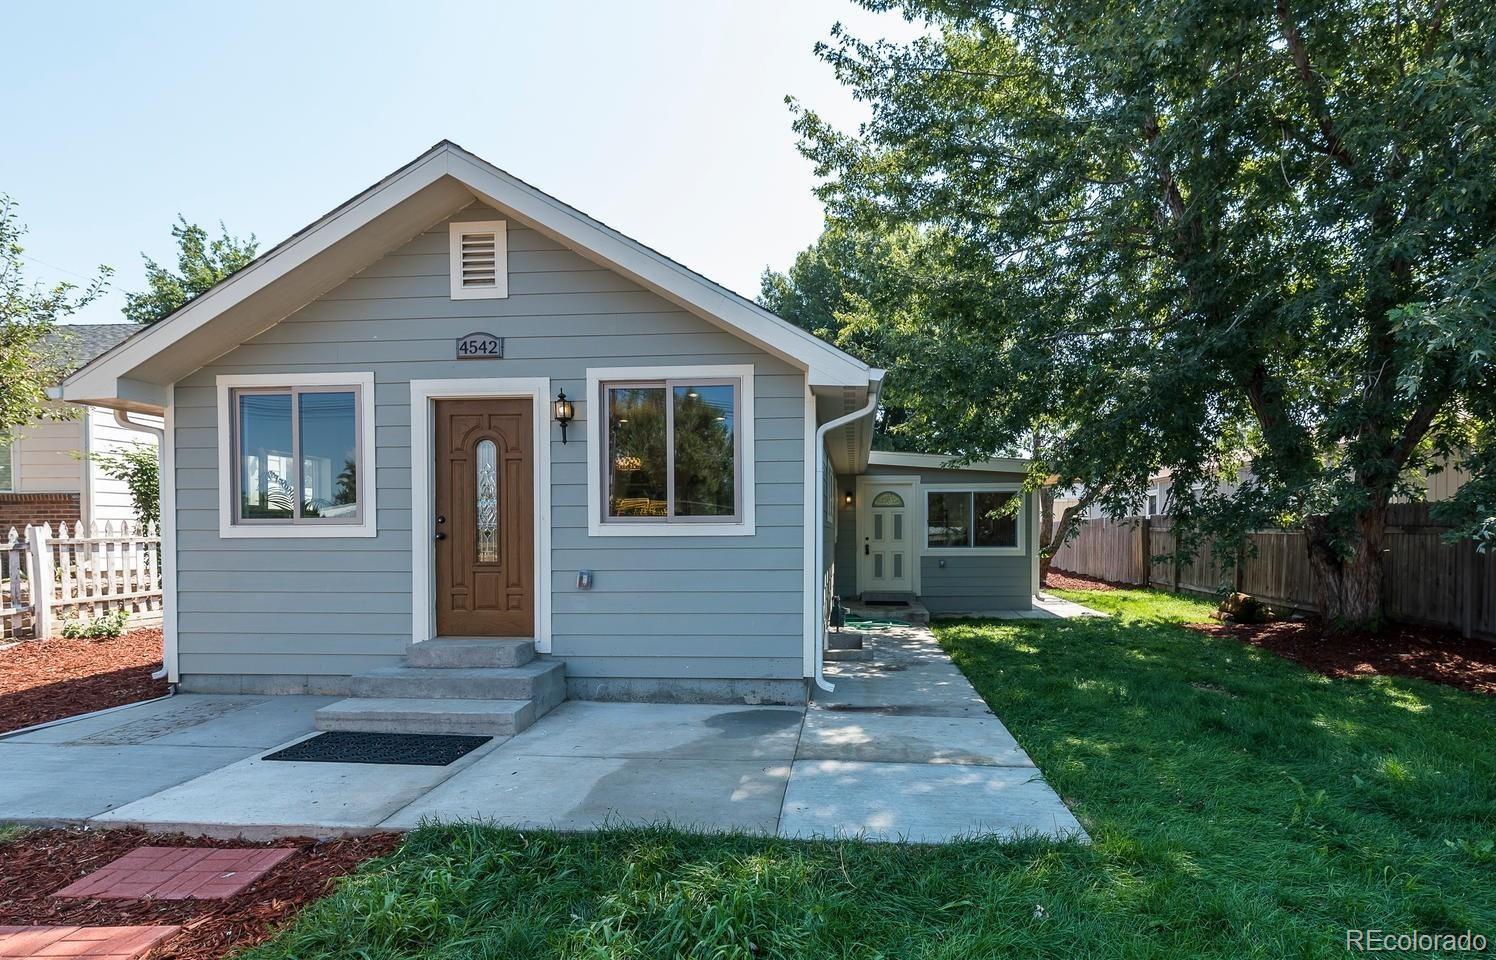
[449,220,508,300]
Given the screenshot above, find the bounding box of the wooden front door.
[434,398,534,636]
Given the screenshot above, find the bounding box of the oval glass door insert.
[476,439,499,562]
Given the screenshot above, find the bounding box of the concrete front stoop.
[314,638,565,737]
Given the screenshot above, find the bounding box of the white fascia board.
[445,149,871,388]
[61,142,875,406]
[868,451,1033,473]
[61,149,455,404]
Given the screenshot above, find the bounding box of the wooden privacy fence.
[0,521,163,642]
[1051,504,1494,640]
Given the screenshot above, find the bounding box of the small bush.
[59,608,131,640]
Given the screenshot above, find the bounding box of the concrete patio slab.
[89,734,506,839]
[814,659,993,717]
[503,701,803,761]
[778,759,1085,843]
[799,711,1035,767]
[0,742,255,824]
[383,753,790,834]
[4,695,333,749]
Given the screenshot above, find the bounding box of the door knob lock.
[436,515,446,524]
[434,531,447,541]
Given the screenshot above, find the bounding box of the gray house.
[60,143,1036,732]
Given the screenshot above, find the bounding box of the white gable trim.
[63,142,872,407]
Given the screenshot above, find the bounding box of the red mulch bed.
[0,828,402,960]
[1189,618,1496,696]
[0,629,170,734]
[1044,568,1121,592]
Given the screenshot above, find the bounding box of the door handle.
[864,543,870,555]
[434,531,447,541]
[436,515,446,524]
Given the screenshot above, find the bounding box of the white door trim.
[410,377,552,651]
[855,475,919,597]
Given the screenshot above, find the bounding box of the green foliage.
[242,590,1493,959]
[89,443,159,526]
[790,0,1496,615]
[59,607,130,640]
[123,216,257,325]
[0,196,111,433]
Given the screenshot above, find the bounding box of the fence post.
[1138,518,1151,586]
[28,523,55,640]
[1461,536,1477,640]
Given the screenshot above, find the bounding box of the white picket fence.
[1,522,163,641]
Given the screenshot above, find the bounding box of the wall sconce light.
[553,389,575,443]
[843,491,854,507]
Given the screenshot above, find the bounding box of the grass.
[0,824,27,845]
[241,589,1495,959]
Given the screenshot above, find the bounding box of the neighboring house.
[59,141,1037,710]
[0,324,160,531]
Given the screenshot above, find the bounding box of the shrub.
[59,608,131,640]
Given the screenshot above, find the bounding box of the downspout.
[113,411,170,681]
[812,371,884,693]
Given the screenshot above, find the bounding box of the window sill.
[924,545,1025,557]
[218,522,378,539]
[588,520,756,538]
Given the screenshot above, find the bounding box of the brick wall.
[0,493,81,532]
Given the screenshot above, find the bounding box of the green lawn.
[242,589,1494,959]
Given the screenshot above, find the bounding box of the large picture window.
[926,489,1020,550]
[604,378,740,523]
[217,373,376,538]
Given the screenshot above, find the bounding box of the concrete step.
[315,697,536,736]
[825,647,873,661]
[349,659,566,707]
[406,637,535,669]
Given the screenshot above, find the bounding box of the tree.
[793,0,1495,626]
[124,217,257,325]
[765,221,1136,580]
[89,444,159,527]
[0,196,111,433]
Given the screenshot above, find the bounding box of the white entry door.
[857,480,915,597]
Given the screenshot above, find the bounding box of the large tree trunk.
[1039,490,1095,586]
[1303,505,1387,629]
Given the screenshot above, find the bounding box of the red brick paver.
[0,925,179,959]
[52,847,295,901]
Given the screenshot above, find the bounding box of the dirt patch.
[0,827,401,960]
[0,629,169,734]
[1189,619,1496,696]
[1044,569,1121,592]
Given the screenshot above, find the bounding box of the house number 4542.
[456,332,503,359]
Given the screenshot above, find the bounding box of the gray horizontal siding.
[920,556,1033,613]
[173,203,805,681]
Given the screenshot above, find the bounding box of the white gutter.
[112,410,171,682]
[811,371,885,693]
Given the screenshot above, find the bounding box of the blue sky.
[3,1,923,326]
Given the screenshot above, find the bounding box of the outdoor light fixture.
[844,491,854,507]
[553,389,575,443]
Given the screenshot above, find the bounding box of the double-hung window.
[0,433,13,492]
[587,365,756,536]
[217,373,377,538]
[925,487,1023,553]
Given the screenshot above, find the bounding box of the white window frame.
[585,364,756,537]
[449,220,508,300]
[922,482,1026,557]
[216,372,377,539]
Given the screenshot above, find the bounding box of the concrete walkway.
[0,627,1085,844]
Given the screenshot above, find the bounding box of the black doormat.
[263,731,491,766]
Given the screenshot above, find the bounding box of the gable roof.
[61,141,873,412]
[45,323,140,377]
